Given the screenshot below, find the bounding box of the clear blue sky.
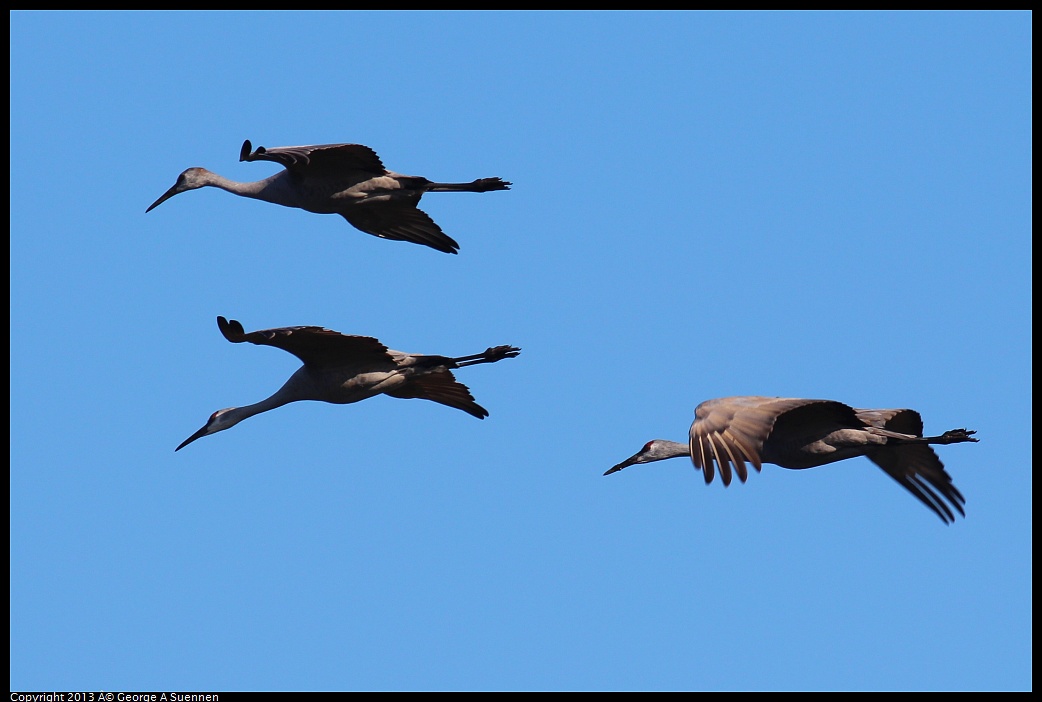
[10,11,1031,692]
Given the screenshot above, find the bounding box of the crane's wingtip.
[239,139,253,161]
[217,316,247,342]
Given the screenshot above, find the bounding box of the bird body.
[605,396,978,523]
[147,140,511,254]
[176,316,520,451]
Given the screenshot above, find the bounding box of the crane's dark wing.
[239,140,387,178]
[854,407,965,523]
[384,371,489,419]
[688,396,782,486]
[689,397,861,487]
[865,444,965,524]
[341,202,460,254]
[217,316,392,370]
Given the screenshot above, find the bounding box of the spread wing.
[341,202,460,254]
[855,407,965,524]
[384,371,488,419]
[216,316,392,370]
[865,443,965,524]
[688,397,860,487]
[688,396,779,486]
[239,140,387,180]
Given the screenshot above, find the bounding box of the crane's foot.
[471,177,512,192]
[483,345,521,362]
[940,428,979,444]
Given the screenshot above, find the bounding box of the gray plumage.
[147,140,511,254]
[604,396,978,523]
[176,316,520,451]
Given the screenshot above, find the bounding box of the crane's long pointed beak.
[175,425,209,452]
[146,184,180,213]
[604,455,638,476]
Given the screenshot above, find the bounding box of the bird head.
[146,168,212,212]
[603,440,681,475]
[175,407,241,451]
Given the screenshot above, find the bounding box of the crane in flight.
[604,396,977,523]
[176,316,520,451]
[147,140,511,254]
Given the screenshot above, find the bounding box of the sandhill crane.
[147,140,511,254]
[176,316,521,451]
[604,396,978,523]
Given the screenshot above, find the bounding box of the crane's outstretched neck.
[201,171,295,206]
[223,388,298,426]
[175,382,301,451]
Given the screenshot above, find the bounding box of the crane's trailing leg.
[428,178,512,193]
[453,345,521,367]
